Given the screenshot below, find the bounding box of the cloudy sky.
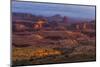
[12,1,95,20]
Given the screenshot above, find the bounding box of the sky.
[12,1,95,20]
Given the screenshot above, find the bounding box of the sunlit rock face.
[33,19,47,30]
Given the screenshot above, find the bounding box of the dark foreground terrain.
[12,30,96,66]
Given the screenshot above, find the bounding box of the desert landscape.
[12,1,96,66]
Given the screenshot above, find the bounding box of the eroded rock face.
[12,30,94,49]
[12,31,81,48]
[60,39,78,47]
[12,34,44,47]
[29,34,44,40]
